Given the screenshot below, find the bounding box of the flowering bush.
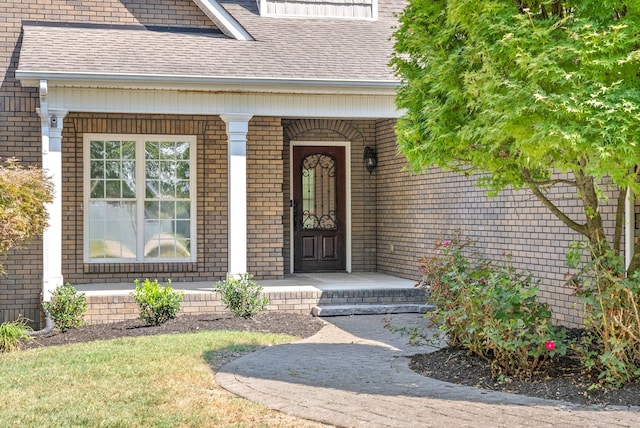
[418,235,568,378]
[567,241,640,388]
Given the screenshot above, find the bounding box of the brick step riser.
[84,288,429,324]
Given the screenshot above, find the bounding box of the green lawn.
[0,331,323,427]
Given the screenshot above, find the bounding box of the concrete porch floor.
[75,272,418,295]
[75,273,430,324]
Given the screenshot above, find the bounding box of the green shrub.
[567,242,640,388]
[215,273,268,318]
[43,283,87,332]
[0,318,33,352]
[131,279,183,326]
[419,235,568,378]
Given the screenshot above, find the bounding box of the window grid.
[85,135,196,263]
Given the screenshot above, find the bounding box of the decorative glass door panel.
[293,146,346,272]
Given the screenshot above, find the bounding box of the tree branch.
[521,168,588,237]
[528,178,577,188]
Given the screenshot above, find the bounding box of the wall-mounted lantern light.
[363,146,377,174]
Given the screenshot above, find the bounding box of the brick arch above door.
[283,119,365,143]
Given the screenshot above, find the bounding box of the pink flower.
[442,240,451,246]
[545,340,555,351]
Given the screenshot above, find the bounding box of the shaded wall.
[375,119,626,327]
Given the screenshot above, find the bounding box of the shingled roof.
[17,0,404,90]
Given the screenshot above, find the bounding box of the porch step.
[311,303,434,317]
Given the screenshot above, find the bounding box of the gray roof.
[17,0,404,86]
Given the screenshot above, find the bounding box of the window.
[84,135,196,263]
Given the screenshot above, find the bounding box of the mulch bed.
[20,312,640,407]
[410,346,640,407]
[23,312,326,349]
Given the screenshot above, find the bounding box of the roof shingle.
[17,0,405,85]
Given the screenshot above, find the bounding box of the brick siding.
[375,119,630,327]
[0,0,218,326]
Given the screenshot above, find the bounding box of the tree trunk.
[575,169,609,259]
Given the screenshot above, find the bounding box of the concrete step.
[312,303,434,317]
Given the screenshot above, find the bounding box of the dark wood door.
[293,146,346,272]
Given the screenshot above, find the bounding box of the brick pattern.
[247,117,285,279]
[374,119,628,327]
[57,113,288,285]
[83,287,426,324]
[0,0,217,327]
[282,119,377,273]
[60,113,227,285]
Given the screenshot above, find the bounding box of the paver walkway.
[215,314,640,427]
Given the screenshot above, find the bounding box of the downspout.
[625,187,635,271]
[27,309,54,337]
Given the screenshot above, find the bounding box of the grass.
[0,331,324,427]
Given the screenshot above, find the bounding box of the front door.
[293,146,346,272]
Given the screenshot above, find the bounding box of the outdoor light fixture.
[363,146,377,174]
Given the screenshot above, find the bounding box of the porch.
[75,273,432,324]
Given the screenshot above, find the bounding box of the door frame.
[289,141,352,273]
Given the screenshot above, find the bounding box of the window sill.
[83,262,198,274]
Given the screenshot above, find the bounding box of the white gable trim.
[192,0,253,41]
[259,0,378,20]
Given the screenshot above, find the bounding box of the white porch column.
[220,114,253,275]
[37,80,67,301]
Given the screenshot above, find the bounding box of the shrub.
[131,279,183,326]
[567,242,640,388]
[0,157,53,274]
[43,283,87,332]
[215,273,268,318]
[0,318,33,352]
[419,235,568,378]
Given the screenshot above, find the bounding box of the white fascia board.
[43,86,401,118]
[17,72,399,96]
[191,0,253,40]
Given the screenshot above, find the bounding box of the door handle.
[291,200,298,229]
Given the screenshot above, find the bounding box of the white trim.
[16,72,399,94]
[289,141,352,273]
[258,0,378,21]
[220,114,253,275]
[35,87,400,119]
[38,95,68,301]
[191,0,253,40]
[83,134,198,264]
[371,0,378,20]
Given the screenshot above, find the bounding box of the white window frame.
[83,134,197,263]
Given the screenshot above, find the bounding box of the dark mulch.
[23,312,326,349]
[410,344,640,407]
[22,313,640,407]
